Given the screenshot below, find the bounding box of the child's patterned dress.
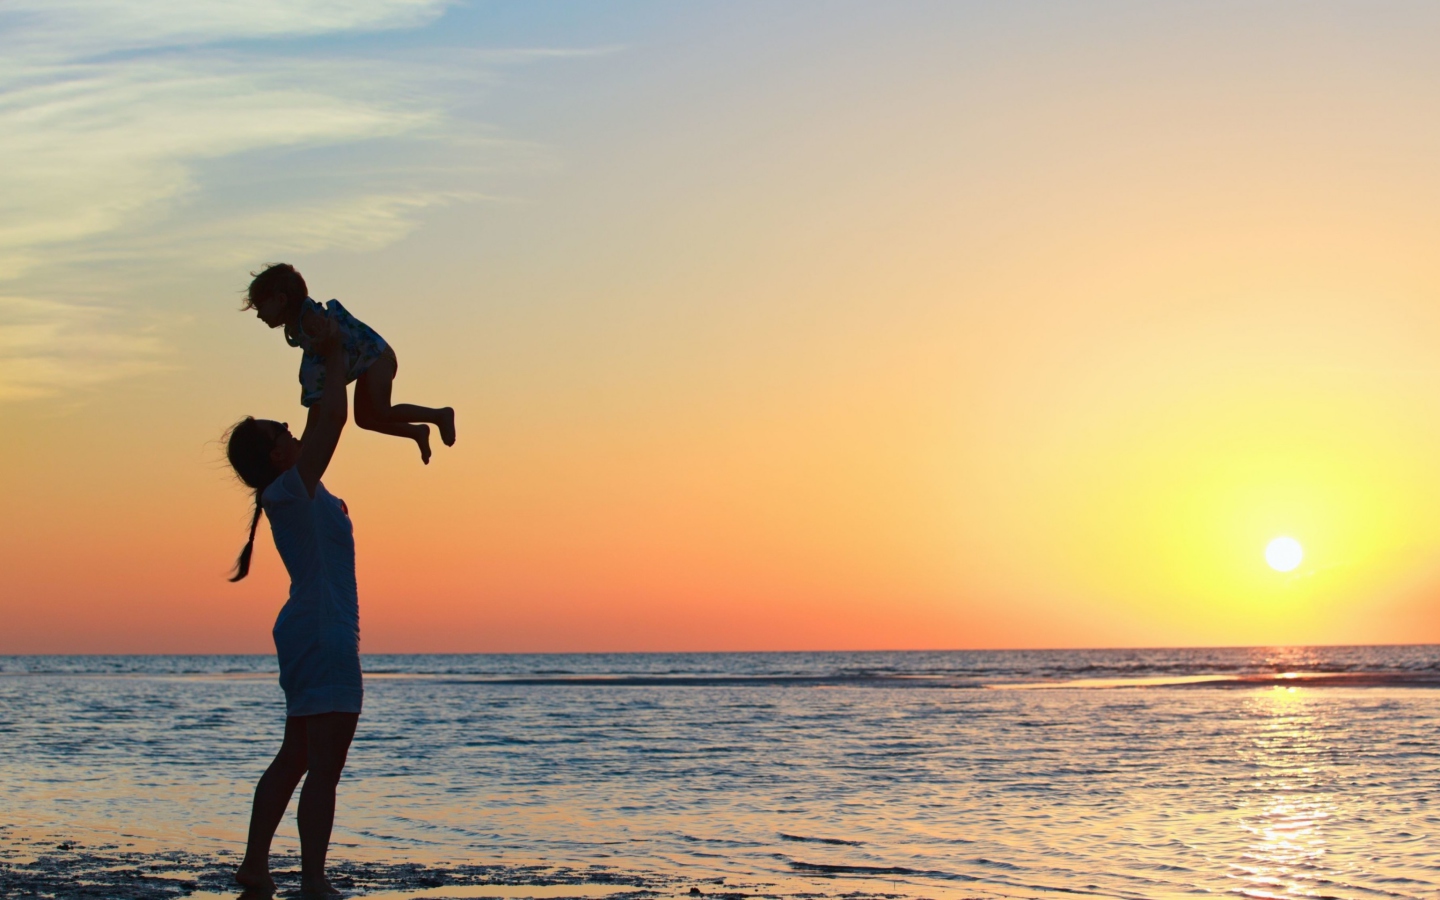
[287,298,390,407]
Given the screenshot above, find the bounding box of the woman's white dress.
[262,466,363,717]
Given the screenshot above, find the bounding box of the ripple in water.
[3,648,1440,899]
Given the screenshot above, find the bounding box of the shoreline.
[0,831,1002,900]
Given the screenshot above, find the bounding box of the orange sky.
[6,2,1440,652]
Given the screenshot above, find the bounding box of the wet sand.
[0,828,969,900]
[2,840,656,899]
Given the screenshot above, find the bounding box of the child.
[245,263,456,464]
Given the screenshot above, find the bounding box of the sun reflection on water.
[1231,685,1336,900]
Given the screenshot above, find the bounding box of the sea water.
[3,648,1440,899]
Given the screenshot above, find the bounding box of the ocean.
[3,647,1440,899]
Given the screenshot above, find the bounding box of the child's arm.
[295,319,348,499]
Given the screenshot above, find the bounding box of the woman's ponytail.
[230,490,264,582]
[224,417,282,582]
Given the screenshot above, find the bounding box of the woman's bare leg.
[297,712,359,896]
[236,717,309,895]
[354,353,455,463]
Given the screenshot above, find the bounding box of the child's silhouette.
[245,263,455,463]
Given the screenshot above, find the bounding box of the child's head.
[244,263,307,328]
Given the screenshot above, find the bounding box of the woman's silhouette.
[225,318,362,898]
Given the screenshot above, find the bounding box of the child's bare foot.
[438,407,456,447]
[415,424,431,465]
[300,875,344,897]
[235,861,276,896]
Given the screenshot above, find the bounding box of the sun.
[1265,536,1304,573]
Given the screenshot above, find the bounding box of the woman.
[226,319,360,898]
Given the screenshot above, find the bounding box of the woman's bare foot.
[300,875,344,897]
[415,424,431,465]
[235,860,276,896]
[438,407,456,447]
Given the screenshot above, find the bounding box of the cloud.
[0,0,541,402]
[0,56,434,261]
[0,0,452,57]
[149,190,490,267]
[0,295,170,401]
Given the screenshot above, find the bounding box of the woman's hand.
[309,316,345,363]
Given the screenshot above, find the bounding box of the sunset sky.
[7,1,1440,653]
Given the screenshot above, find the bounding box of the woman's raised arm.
[296,320,348,499]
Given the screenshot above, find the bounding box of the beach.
[5,648,1440,899]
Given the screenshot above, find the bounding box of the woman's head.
[226,417,299,489]
[244,263,307,329]
[225,417,300,581]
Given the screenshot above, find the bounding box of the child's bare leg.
[365,351,455,444]
[356,393,431,464]
[389,402,455,447]
[355,353,449,463]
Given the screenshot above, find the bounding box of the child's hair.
[225,417,282,581]
[243,263,307,311]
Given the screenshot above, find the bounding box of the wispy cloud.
[0,0,549,401]
[0,295,170,401]
[0,57,434,265]
[0,0,452,56]
[146,190,490,267]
